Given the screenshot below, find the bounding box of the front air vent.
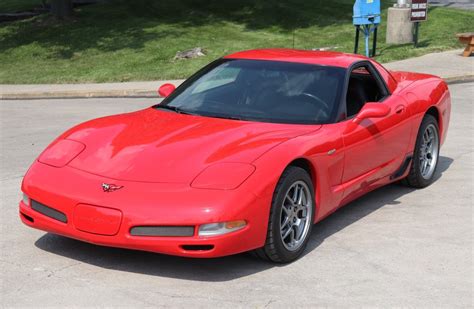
[31,200,67,223]
[181,245,214,251]
[130,226,195,237]
[20,212,34,223]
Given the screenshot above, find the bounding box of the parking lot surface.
[0,83,472,307]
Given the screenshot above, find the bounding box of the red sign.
[411,0,428,22]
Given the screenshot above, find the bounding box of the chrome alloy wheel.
[419,123,439,180]
[280,181,313,251]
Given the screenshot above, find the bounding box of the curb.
[443,74,474,85]
[0,90,158,100]
[1,75,472,100]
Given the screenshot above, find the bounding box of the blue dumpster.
[353,0,381,25]
[353,0,381,57]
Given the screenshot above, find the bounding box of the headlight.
[198,220,247,236]
[38,139,85,168]
[191,163,255,190]
[22,193,29,206]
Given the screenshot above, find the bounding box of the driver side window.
[345,65,385,118]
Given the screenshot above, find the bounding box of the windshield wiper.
[204,114,243,121]
[155,105,196,115]
[157,106,244,121]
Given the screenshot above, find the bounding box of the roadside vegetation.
[0,0,472,84]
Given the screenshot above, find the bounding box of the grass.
[0,0,472,84]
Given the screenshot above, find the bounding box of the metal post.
[364,25,370,57]
[414,22,419,48]
[354,26,360,54]
[372,26,378,57]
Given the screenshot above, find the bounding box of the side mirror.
[353,102,390,123]
[158,83,176,98]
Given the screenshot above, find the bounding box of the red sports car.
[20,49,451,263]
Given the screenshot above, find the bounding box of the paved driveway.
[429,0,474,10]
[0,83,472,307]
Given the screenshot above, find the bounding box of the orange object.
[456,32,474,57]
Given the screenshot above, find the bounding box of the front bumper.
[20,162,271,258]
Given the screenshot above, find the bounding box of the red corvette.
[20,49,451,262]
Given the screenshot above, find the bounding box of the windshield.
[158,59,346,124]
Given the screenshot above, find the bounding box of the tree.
[50,0,73,19]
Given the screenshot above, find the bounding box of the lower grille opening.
[31,200,67,223]
[181,245,214,251]
[130,226,195,237]
[20,212,34,223]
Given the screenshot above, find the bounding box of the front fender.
[247,127,345,222]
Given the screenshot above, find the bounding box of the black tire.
[254,166,315,263]
[404,114,440,188]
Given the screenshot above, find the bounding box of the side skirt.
[390,154,413,180]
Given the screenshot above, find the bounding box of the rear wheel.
[404,114,440,188]
[254,166,315,263]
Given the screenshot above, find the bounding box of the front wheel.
[404,114,440,188]
[254,166,315,263]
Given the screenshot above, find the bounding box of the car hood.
[63,108,320,183]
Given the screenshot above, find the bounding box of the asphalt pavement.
[0,83,472,307]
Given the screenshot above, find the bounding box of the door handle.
[395,105,406,114]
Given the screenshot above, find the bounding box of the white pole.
[395,0,410,8]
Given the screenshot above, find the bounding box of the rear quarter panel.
[393,73,451,147]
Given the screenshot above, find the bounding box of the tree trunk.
[51,0,73,19]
